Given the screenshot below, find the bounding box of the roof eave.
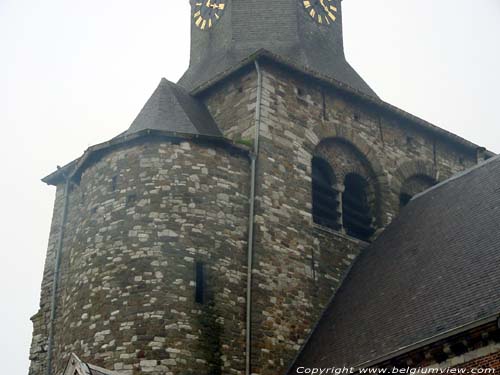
[41,160,78,186]
[42,130,249,186]
[353,313,500,370]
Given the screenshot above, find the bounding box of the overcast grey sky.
[1,1,499,374]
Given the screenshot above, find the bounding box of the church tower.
[29,1,486,375]
[181,0,376,96]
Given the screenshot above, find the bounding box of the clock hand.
[319,0,329,13]
[320,0,337,18]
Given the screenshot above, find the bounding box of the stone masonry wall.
[204,69,258,144]
[31,139,251,375]
[29,185,66,375]
[202,62,479,375]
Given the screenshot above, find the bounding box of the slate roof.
[126,78,222,137]
[289,156,500,371]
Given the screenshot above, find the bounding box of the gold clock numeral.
[193,0,226,30]
[302,0,338,26]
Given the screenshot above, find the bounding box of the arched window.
[342,173,374,241]
[312,157,340,230]
[400,175,437,208]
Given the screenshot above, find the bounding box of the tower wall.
[203,63,478,375]
[181,0,376,96]
[30,139,251,375]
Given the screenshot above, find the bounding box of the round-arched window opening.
[399,174,437,209]
[342,173,374,242]
[399,193,413,208]
[312,157,340,230]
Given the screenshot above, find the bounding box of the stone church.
[29,1,500,374]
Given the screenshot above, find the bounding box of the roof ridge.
[151,77,170,126]
[126,78,222,137]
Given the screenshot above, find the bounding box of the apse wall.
[47,139,250,374]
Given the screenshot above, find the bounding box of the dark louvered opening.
[399,192,412,208]
[343,173,374,241]
[312,157,340,230]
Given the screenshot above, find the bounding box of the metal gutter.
[246,60,262,375]
[46,175,71,375]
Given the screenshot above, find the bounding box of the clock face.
[302,0,338,25]
[193,0,227,30]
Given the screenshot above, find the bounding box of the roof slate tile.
[290,156,500,370]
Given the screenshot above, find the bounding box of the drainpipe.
[46,175,71,375]
[246,60,262,375]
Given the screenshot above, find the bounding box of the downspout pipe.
[246,60,263,375]
[46,175,71,375]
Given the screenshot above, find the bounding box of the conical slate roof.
[289,155,500,371]
[126,78,222,137]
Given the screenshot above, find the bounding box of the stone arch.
[314,138,375,182]
[399,175,437,208]
[308,123,387,181]
[394,160,439,185]
[394,160,439,208]
[309,125,391,227]
[311,135,390,236]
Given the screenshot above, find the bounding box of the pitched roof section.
[180,47,377,98]
[63,353,122,375]
[289,156,500,370]
[126,78,222,137]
